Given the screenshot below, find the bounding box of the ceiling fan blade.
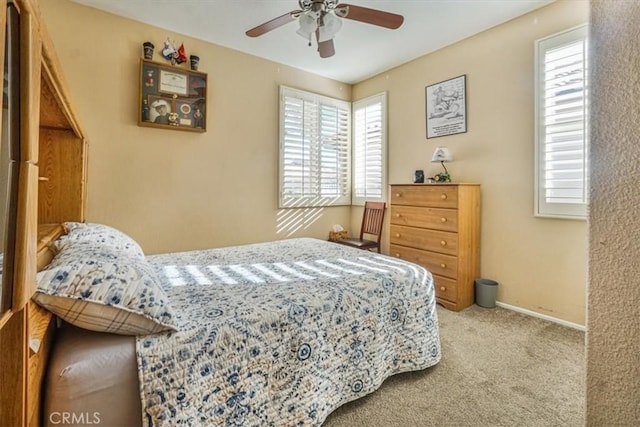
[246,11,298,37]
[335,4,404,29]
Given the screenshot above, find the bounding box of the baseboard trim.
[495,301,586,332]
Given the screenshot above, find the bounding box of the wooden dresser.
[389,184,480,311]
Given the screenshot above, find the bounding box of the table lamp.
[431,146,453,182]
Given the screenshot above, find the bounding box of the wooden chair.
[336,201,386,253]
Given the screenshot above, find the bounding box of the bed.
[38,227,440,426]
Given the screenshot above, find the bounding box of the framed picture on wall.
[138,58,207,132]
[425,74,467,139]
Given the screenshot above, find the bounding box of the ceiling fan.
[246,0,404,58]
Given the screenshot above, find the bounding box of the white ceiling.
[71,0,553,84]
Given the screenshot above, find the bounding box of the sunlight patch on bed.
[372,255,422,276]
[315,260,365,275]
[359,257,409,273]
[228,265,266,284]
[161,257,390,287]
[273,262,315,280]
[251,263,290,282]
[185,265,214,285]
[294,261,340,278]
[163,265,187,287]
[336,258,390,274]
[205,265,238,285]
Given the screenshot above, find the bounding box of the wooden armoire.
[0,0,87,425]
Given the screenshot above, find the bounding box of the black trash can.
[475,278,498,308]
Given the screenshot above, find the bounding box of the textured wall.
[352,0,589,325]
[587,1,640,424]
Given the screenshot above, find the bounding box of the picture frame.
[138,58,207,132]
[425,74,467,139]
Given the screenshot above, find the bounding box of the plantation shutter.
[352,93,387,205]
[279,86,351,208]
[535,25,589,218]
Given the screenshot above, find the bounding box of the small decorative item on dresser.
[430,146,453,182]
[143,41,154,59]
[414,170,425,183]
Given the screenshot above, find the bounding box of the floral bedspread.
[139,238,440,426]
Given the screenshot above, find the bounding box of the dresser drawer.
[390,244,458,279]
[432,274,458,302]
[390,185,458,208]
[390,205,458,232]
[390,225,457,256]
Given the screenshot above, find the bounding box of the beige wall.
[352,0,589,325]
[39,0,352,255]
[41,0,590,324]
[587,1,640,424]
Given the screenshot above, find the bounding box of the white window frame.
[351,92,388,206]
[534,25,589,219]
[279,86,351,208]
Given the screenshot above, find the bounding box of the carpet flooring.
[323,305,585,427]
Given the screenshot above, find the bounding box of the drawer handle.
[440,193,447,200]
[440,263,446,268]
[440,286,446,292]
[395,213,401,218]
[440,240,447,246]
[395,253,400,257]
[395,192,402,198]
[440,217,447,223]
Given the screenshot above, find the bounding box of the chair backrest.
[360,201,386,243]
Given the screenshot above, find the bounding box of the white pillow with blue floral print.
[34,244,178,336]
[56,222,145,259]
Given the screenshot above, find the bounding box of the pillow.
[33,244,178,335]
[57,222,145,259]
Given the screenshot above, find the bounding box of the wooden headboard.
[0,0,87,426]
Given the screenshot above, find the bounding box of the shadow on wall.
[276,197,343,237]
[277,207,325,237]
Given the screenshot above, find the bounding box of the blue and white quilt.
[139,238,440,426]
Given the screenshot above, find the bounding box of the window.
[535,25,589,219]
[352,93,387,206]
[279,86,351,208]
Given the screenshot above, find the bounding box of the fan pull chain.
[308,33,312,47]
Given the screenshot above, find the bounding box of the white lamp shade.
[296,13,318,38]
[431,146,453,163]
[318,13,342,42]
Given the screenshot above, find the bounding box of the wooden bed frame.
[0,1,87,425]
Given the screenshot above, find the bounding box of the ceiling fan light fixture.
[247,1,405,58]
[317,12,342,42]
[296,13,318,38]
